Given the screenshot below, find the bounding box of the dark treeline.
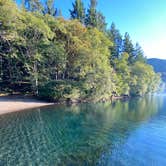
[0,0,161,102]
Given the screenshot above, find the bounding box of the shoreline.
[0,95,54,116]
[0,95,130,116]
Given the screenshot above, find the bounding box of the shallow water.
[0,96,166,166]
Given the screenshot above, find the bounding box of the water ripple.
[0,96,166,165]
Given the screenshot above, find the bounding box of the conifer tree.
[85,0,106,32]
[0,0,161,99]
[122,32,135,63]
[70,0,85,24]
[109,22,122,59]
[96,11,107,32]
[23,0,43,12]
[43,0,57,17]
[85,0,98,27]
[134,42,146,62]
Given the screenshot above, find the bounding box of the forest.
[0,0,161,102]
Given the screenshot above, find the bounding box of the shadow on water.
[0,95,165,165]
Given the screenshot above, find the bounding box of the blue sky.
[17,0,166,59]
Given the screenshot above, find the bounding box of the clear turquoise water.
[0,95,166,166]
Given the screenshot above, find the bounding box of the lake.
[0,95,166,166]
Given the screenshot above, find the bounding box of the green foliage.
[0,0,161,101]
[148,58,166,85]
[108,22,122,66]
[85,0,97,27]
[130,62,161,96]
[85,0,106,32]
[114,53,130,95]
[133,42,146,63]
[43,0,57,16]
[38,80,81,102]
[23,0,43,12]
[70,0,85,24]
[79,28,115,101]
[122,32,135,64]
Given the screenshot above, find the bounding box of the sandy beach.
[0,96,54,115]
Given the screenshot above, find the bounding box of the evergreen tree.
[96,11,107,32]
[23,0,43,12]
[43,0,57,17]
[0,0,161,99]
[69,0,85,24]
[134,42,146,62]
[85,0,106,32]
[85,0,98,27]
[122,32,135,63]
[109,22,122,60]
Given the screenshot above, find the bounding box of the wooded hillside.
[0,0,161,101]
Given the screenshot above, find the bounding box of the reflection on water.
[0,96,166,165]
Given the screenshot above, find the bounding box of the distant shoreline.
[0,95,54,116]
